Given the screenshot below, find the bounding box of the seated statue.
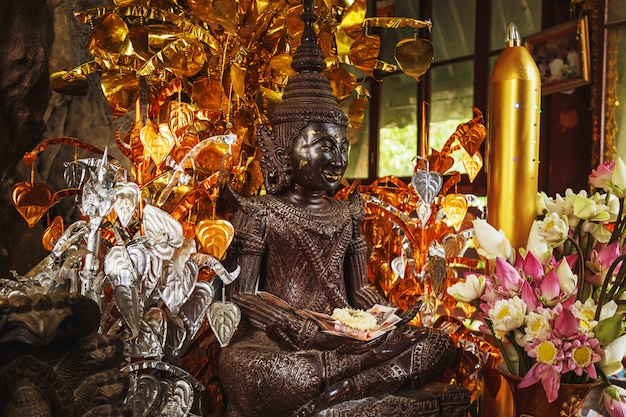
[218,4,457,417]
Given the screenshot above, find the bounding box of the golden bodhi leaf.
[462,150,483,183]
[195,219,235,260]
[11,182,55,228]
[88,14,134,60]
[191,77,225,112]
[100,71,140,117]
[442,193,468,232]
[140,121,176,167]
[394,38,434,82]
[349,35,381,75]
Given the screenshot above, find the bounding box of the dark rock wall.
[0,0,129,276]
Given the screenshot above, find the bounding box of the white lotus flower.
[472,218,514,263]
[446,274,486,303]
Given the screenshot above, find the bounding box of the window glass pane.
[377,2,421,65]
[608,1,626,22]
[610,28,626,162]
[428,60,474,174]
[378,73,418,177]
[491,0,542,51]
[432,0,476,61]
[345,104,370,179]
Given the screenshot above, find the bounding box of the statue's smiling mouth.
[323,171,342,181]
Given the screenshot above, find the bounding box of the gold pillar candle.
[487,23,541,250]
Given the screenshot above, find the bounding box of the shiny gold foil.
[487,24,541,250]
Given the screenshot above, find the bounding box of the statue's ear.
[256,124,290,194]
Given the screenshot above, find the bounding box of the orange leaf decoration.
[42,215,65,252]
[462,150,483,183]
[441,194,468,232]
[459,123,487,156]
[140,122,175,167]
[11,182,55,227]
[195,219,234,260]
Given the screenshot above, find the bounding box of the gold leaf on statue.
[196,219,235,260]
[42,216,65,252]
[394,38,434,82]
[462,150,483,183]
[11,182,55,228]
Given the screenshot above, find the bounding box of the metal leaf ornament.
[195,219,234,260]
[143,204,184,260]
[441,193,468,232]
[42,216,65,252]
[415,200,432,227]
[411,169,443,205]
[461,150,483,183]
[140,121,176,168]
[11,182,55,227]
[208,300,241,347]
[113,182,141,228]
[394,38,434,82]
[63,160,89,189]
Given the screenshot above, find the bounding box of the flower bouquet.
[448,157,626,415]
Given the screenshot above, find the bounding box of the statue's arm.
[224,209,266,295]
[345,210,389,310]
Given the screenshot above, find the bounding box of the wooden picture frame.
[524,16,591,95]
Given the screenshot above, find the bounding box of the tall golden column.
[487,23,541,250]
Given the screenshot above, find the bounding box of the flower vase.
[500,371,601,417]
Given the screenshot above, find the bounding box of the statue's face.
[289,122,349,192]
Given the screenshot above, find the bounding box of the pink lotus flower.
[587,242,622,286]
[603,385,626,417]
[519,335,565,403]
[495,256,524,296]
[589,160,615,190]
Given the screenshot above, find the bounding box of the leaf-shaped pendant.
[441,193,468,232]
[411,169,443,205]
[461,150,483,183]
[208,301,241,347]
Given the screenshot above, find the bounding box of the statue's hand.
[233,293,320,350]
[399,299,423,324]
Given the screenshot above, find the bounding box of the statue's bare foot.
[292,379,352,417]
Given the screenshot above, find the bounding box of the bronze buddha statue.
[219,2,457,416]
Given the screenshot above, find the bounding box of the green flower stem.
[595,253,626,321]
